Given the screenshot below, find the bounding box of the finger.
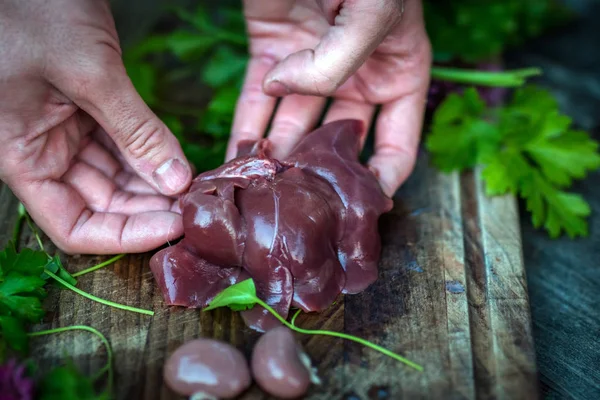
[113,173,161,195]
[368,91,427,197]
[14,180,182,254]
[63,161,175,215]
[266,94,326,158]
[263,0,403,97]
[78,140,160,195]
[323,99,375,148]
[227,56,279,160]
[52,57,192,196]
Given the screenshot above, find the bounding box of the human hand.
[0,0,192,254]
[227,0,431,197]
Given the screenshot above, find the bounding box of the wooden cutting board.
[0,152,538,400]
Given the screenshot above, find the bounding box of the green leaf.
[0,245,48,276]
[201,46,247,88]
[206,85,241,115]
[125,61,157,106]
[424,0,571,62]
[526,128,600,187]
[38,361,109,400]
[481,149,530,195]
[183,141,227,173]
[204,279,258,311]
[426,88,501,172]
[429,83,600,239]
[0,315,28,353]
[520,170,590,238]
[0,294,44,322]
[123,35,170,61]
[43,256,78,288]
[0,272,46,322]
[0,274,46,296]
[166,30,217,61]
[497,86,600,187]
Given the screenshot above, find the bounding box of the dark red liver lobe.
[149,119,393,331]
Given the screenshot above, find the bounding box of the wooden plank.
[0,152,538,399]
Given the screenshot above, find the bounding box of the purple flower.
[0,359,35,400]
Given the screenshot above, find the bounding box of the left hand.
[227,0,432,196]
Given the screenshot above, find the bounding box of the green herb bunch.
[123,5,249,172]
[0,206,152,399]
[426,86,600,238]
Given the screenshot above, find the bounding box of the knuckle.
[239,82,268,104]
[67,67,112,101]
[271,118,306,135]
[313,73,341,96]
[121,120,167,161]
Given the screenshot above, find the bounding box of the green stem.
[72,254,126,277]
[43,269,154,316]
[255,299,423,372]
[290,309,302,326]
[28,325,114,393]
[12,203,27,243]
[12,218,23,244]
[24,212,45,252]
[430,66,542,87]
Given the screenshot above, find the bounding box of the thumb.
[58,60,192,196]
[263,0,405,97]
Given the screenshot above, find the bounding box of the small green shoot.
[430,66,542,87]
[72,254,126,278]
[204,279,423,371]
[30,325,113,398]
[43,270,154,316]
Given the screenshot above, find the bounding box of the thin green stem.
[23,211,45,252]
[430,66,542,87]
[28,325,114,393]
[290,309,302,326]
[72,254,126,277]
[12,203,27,243]
[255,299,423,372]
[12,218,23,244]
[44,269,154,316]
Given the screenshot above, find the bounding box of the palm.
[233,0,431,195]
[3,99,181,254]
[244,0,424,105]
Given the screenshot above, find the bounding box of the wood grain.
[0,152,539,399]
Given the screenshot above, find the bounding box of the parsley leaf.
[43,256,78,288]
[427,88,501,171]
[38,361,109,400]
[203,279,258,312]
[522,171,591,238]
[0,243,48,277]
[0,315,28,353]
[0,273,46,322]
[427,85,600,238]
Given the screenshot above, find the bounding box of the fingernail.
[153,158,190,195]
[265,79,290,97]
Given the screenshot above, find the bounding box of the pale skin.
[0,0,431,255]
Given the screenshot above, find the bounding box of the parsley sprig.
[204,279,423,372]
[1,205,151,398]
[426,86,600,238]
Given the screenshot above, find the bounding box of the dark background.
[111,1,600,398]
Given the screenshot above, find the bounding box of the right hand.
[0,0,192,254]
